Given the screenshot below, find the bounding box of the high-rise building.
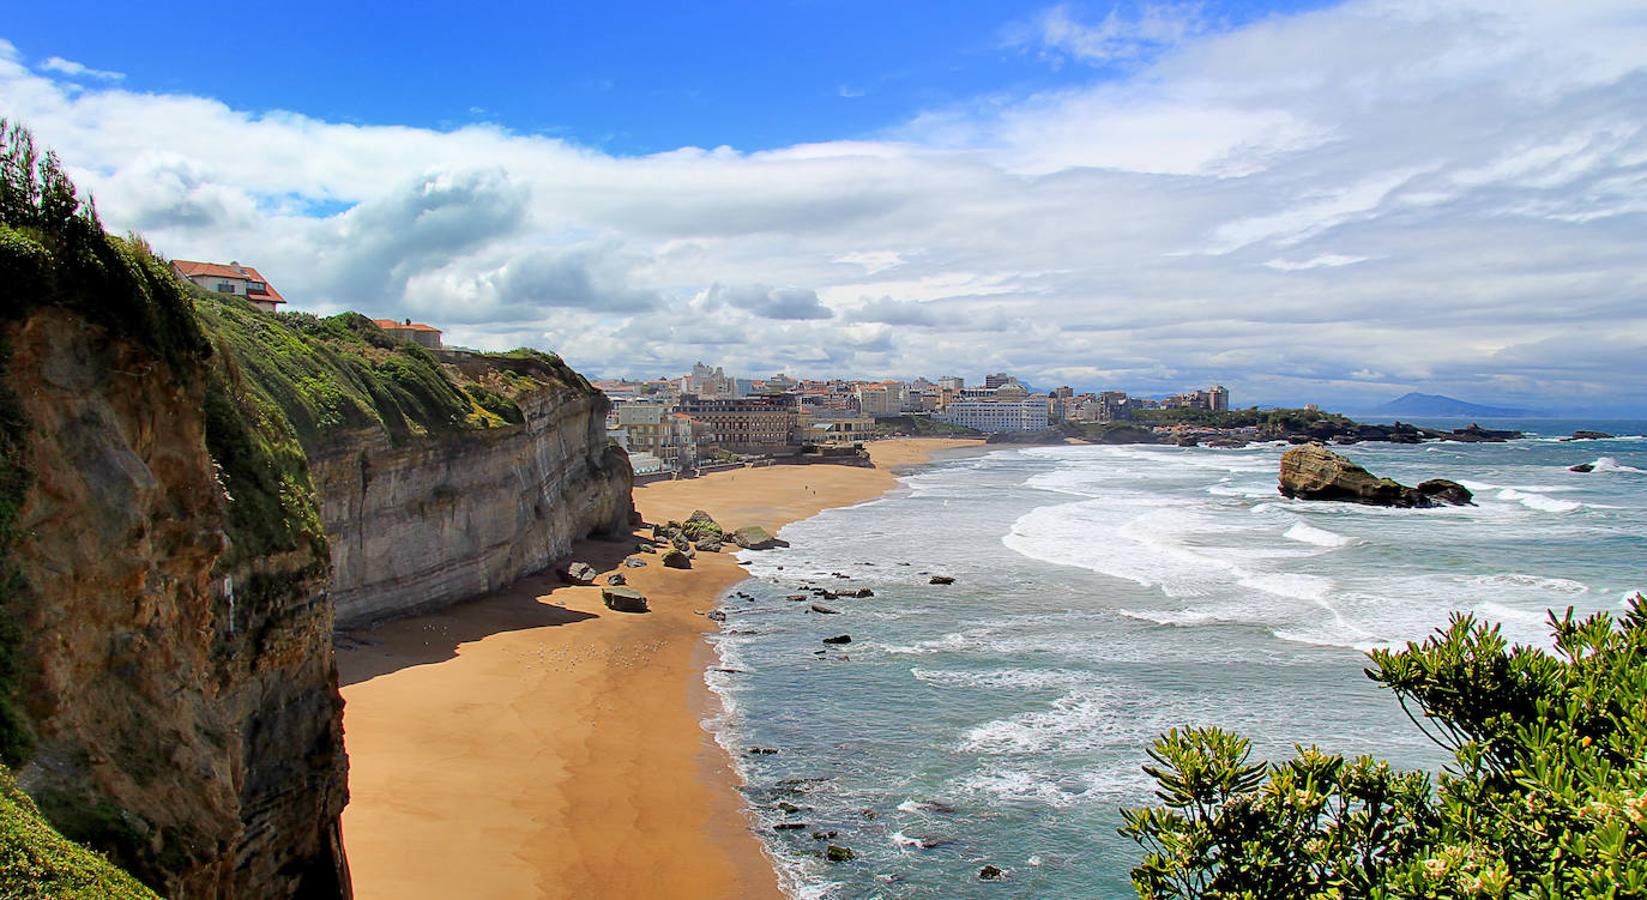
[984,372,1011,389]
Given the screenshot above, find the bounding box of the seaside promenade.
[336,438,979,898]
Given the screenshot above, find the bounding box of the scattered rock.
[560,562,597,585]
[777,801,805,814]
[812,830,838,840]
[636,544,656,554]
[707,609,727,622]
[1416,478,1474,506]
[822,635,852,645]
[695,538,723,552]
[929,575,955,585]
[732,525,789,550]
[1279,443,1468,508]
[600,586,649,613]
[773,823,807,831]
[748,747,779,755]
[979,865,1005,880]
[824,845,856,863]
[1570,462,1596,473]
[810,604,841,615]
[605,573,626,586]
[785,594,808,602]
[861,809,878,819]
[840,588,874,598]
[623,557,647,568]
[661,546,692,569]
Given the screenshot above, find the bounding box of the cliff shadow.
[336,572,603,686]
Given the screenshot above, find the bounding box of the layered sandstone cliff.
[3,302,349,896]
[313,376,631,628]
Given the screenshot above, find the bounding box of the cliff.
[1,217,348,893]
[191,299,634,629]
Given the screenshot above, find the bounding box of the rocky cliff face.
[314,383,632,628]
[3,308,349,897]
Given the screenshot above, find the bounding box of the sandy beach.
[337,438,981,899]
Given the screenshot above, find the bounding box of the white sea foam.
[1589,456,1647,474]
[910,667,1096,690]
[1497,488,1582,512]
[1283,521,1354,548]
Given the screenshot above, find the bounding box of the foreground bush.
[1124,596,1647,898]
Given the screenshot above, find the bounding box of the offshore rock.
[1279,444,1468,508]
[1416,479,1475,506]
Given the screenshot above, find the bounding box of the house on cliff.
[170,259,287,312]
[372,318,443,349]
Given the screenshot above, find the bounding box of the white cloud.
[39,56,123,81]
[2,0,1645,413]
[1263,254,1370,272]
[1026,2,1210,65]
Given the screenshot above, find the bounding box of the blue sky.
[10,0,1325,153]
[3,1,1645,413]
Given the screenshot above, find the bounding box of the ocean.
[706,420,1647,898]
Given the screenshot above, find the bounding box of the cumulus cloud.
[2,0,1645,413]
[708,283,834,320]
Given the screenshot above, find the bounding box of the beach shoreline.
[336,437,981,899]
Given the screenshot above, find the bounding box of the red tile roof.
[171,260,286,304]
[371,318,442,334]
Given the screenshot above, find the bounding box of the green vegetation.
[0,765,158,899]
[873,414,980,436]
[1124,597,1647,898]
[1131,405,1357,433]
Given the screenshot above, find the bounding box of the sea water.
[706,421,1647,898]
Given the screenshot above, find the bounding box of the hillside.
[1375,391,1538,417]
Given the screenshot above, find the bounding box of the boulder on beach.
[623,557,647,568]
[605,573,626,586]
[662,546,693,569]
[1278,443,1468,508]
[560,562,598,585]
[695,537,723,552]
[601,586,649,613]
[732,525,788,550]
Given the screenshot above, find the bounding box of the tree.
[1123,597,1647,898]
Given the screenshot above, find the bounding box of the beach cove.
[336,438,981,899]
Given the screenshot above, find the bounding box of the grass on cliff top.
[192,294,595,451]
[0,765,158,899]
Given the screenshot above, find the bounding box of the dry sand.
[337,438,981,899]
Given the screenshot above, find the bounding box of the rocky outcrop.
[4,307,348,897]
[1278,444,1473,508]
[731,525,787,550]
[1565,431,1614,441]
[311,384,631,628]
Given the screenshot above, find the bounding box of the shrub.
[1123,597,1647,898]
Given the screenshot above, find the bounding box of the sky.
[3,0,1645,413]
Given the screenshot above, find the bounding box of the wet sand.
[337,438,980,899]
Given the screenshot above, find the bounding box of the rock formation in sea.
[1278,444,1473,508]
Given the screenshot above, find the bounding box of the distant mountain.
[1375,392,1540,417]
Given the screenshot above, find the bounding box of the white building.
[856,382,906,417]
[934,398,1050,433]
[681,361,740,399]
